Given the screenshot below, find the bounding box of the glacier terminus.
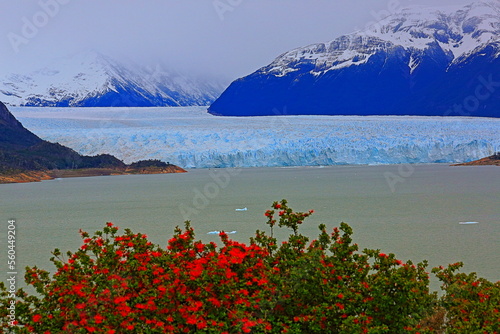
[11,107,500,169]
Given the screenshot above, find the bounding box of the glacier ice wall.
[11,106,500,168]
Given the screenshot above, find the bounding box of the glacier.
[11,107,500,169]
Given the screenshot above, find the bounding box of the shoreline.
[0,165,187,184]
[450,155,500,166]
[2,156,498,185]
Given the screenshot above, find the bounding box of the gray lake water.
[1,164,499,289]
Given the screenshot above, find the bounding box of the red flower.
[94,314,105,324]
[33,314,42,322]
[114,296,129,303]
[186,316,198,325]
[229,247,246,264]
[195,242,205,253]
[208,297,221,307]
[73,284,85,297]
[196,319,207,329]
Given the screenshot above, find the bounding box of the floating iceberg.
[207,231,237,235]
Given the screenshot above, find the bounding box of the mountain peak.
[209,1,500,117]
[0,52,226,107]
[260,1,499,78]
[0,101,21,128]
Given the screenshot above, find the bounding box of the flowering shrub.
[0,199,498,333]
[432,263,500,334]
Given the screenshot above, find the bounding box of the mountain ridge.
[0,51,227,108]
[0,101,42,149]
[209,1,500,117]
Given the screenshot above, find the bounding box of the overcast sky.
[1,0,473,80]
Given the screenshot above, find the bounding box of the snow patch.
[263,1,500,77]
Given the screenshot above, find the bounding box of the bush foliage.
[1,200,498,333]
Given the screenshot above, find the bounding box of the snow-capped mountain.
[209,1,500,117]
[1,51,227,107]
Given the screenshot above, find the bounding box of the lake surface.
[1,164,499,289]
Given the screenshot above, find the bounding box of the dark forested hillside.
[0,101,185,181]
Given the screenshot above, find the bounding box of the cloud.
[0,0,474,80]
